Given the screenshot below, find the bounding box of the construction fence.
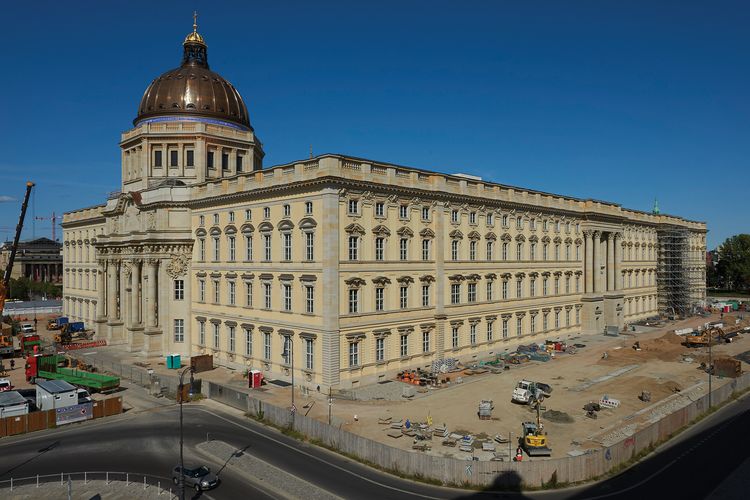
[207,373,750,488]
[0,397,122,438]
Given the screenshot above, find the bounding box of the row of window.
[194,278,315,314]
[198,231,315,262]
[152,148,249,172]
[198,202,314,228]
[347,199,581,234]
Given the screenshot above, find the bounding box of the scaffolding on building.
[656,226,691,318]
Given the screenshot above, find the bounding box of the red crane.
[35,211,61,242]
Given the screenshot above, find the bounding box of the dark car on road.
[171,465,219,492]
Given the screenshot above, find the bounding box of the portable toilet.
[249,369,263,388]
[172,354,181,369]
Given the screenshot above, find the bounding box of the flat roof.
[0,391,28,407]
[36,379,77,394]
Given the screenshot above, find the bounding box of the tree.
[716,234,750,290]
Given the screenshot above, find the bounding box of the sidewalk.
[2,479,176,499]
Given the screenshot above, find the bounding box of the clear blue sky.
[0,1,747,249]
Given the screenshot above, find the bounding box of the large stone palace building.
[62,22,706,390]
[0,237,63,283]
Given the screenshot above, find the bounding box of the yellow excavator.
[521,400,552,457]
[0,182,35,352]
[684,327,724,348]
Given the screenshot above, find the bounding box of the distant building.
[0,237,62,283]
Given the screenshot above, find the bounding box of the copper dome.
[134,24,251,130]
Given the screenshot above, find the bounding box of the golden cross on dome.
[193,10,198,33]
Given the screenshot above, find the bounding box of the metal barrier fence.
[207,372,750,488]
[0,471,176,497]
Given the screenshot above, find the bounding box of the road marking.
[187,407,445,499]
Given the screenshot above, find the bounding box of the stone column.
[607,233,615,291]
[593,231,601,293]
[106,260,117,321]
[96,264,105,319]
[145,259,158,328]
[130,260,141,327]
[584,231,593,293]
[614,233,622,290]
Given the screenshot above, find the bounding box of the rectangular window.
[422,239,430,260]
[486,281,493,301]
[487,321,494,341]
[531,315,536,333]
[305,338,314,370]
[199,215,205,226]
[207,151,214,169]
[555,277,560,295]
[422,207,430,221]
[502,214,508,226]
[576,308,580,324]
[154,150,162,167]
[566,309,571,326]
[244,328,252,356]
[555,245,560,261]
[174,279,184,300]
[530,279,536,297]
[565,276,570,294]
[305,201,313,215]
[399,205,408,219]
[400,286,408,309]
[470,323,477,344]
[214,213,219,225]
[451,240,459,261]
[174,319,184,342]
[305,285,314,314]
[375,287,384,311]
[516,279,522,298]
[530,242,536,260]
[228,236,236,261]
[516,217,523,230]
[283,284,292,311]
[199,321,205,345]
[198,279,205,302]
[486,241,493,260]
[245,235,253,261]
[213,280,220,303]
[469,241,477,260]
[399,238,408,260]
[468,282,477,302]
[263,234,271,261]
[502,319,509,338]
[236,155,243,172]
[170,150,178,167]
[502,280,508,299]
[263,207,270,219]
[451,210,459,223]
[264,332,271,359]
[502,242,508,260]
[229,326,236,352]
[516,317,523,337]
[375,237,384,261]
[221,152,229,170]
[263,283,271,309]
[530,218,536,230]
[487,213,493,226]
[348,236,359,261]
[375,337,384,362]
[470,212,476,224]
[422,284,430,307]
[283,204,291,217]
[305,232,314,261]
[452,326,459,348]
[228,281,236,305]
[375,202,384,217]
[283,233,292,261]
[348,199,359,215]
[213,237,220,261]
[451,283,461,304]
[543,312,549,331]
[349,289,359,313]
[516,242,523,261]
[576,276,580,293]
[186,150,194,167]
[400,334,408,357]
[422,331,430,352]
[555,310,560,329]
[245,282,253,307]
[543,278,548,296]
[228,211,235,223]
[213,323,220,349]
[349,342,359,367]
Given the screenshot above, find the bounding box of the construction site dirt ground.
[253,312,750,460]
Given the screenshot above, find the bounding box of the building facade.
[62,24,706,390]
[0,237,63,283]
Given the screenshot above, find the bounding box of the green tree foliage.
[716,234,750,290]
[7,277,62,300]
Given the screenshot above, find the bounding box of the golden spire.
[184,10,206,46]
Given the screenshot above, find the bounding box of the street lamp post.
[178,366,195,500]
[282,335,295,420]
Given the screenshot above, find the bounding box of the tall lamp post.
[178,365,195,500]
[282,335,295,419]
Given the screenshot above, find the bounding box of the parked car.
[20,324,35,334]
[171,465,219,492]
[0,378,13,392]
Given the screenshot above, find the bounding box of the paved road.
[1,390,747,500]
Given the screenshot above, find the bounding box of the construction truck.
[25,354,120,392]
[19,334,41,355]
[520,401,552,457]
[0,325,15,356]
[683,327,724,348]
[54,322,88,344]
[0,182,34,344]
[512,380,553,404]
[47,317,69,330]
